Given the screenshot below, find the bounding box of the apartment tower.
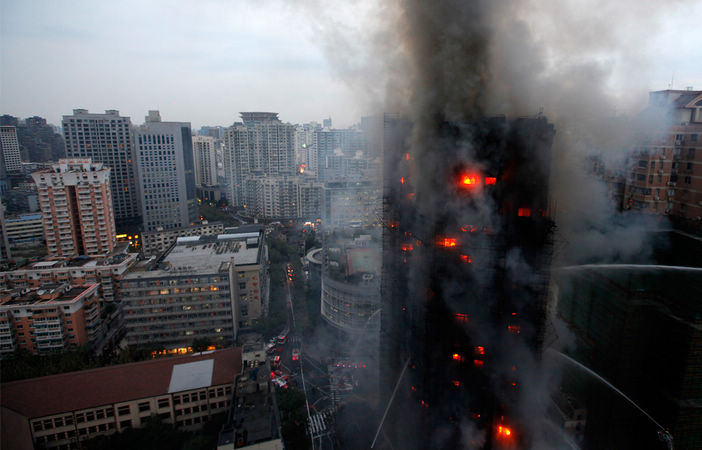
[134,111,198,232]
[62,109,139,226]
[0,125,22,173]
[31,159,116,257]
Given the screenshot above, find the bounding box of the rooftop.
[126,232,264,279]
[0,284,97,307]
[1,347,242,419]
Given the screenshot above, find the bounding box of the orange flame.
[461,174,479,186]
[518,208,531,217]
[439,237,457,248]
[460,254,472,263]
[485,177,497,185]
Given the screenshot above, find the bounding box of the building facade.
[121,229,268,348]
[322,180,381,231]
[62,109,139,226]
[1,348,241,450]
[624,90,702,230]
[223,112,296,206]
[0,283,103,355]
[2,213,44,248]
[0,125,22,172]
[0,253,138,304]
[134,111,198,233]
[192,135,218,188]
[31,159,116,257]
[140,221,224,256]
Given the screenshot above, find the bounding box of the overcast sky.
[1,0,701,130]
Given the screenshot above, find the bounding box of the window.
[76,413,85,423]
[684,176,692,184]
[117,405,130,416]
[199,391,206,400]
[119,420,132,429]
[138,402,150,413]
[158,398,170,409]
[43,419,53,429]
[65,415,73,425]
[33,422,42,432]
[85,412,94,421]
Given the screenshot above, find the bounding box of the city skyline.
[2,1,702,130]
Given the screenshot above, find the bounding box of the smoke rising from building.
[287,0,692,448]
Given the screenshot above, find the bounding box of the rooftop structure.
[1,347,242,450]
[217,345,282,450]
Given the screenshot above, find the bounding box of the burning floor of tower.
[378,114,556,449]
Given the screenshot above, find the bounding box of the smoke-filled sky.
[1,0,701,129]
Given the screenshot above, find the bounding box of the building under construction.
[378,114,555,449]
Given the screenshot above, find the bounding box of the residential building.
[121,227,269,348]
[31,159,116,257]
[0,253,138,303]
[1,347,242,450]
[134,111,198,232]
[623,90,702,230]
[3,213,44,248]
[0,125,22,172]
[140,221,224,256]
[0,283,103,355]
[223,112,296,206]
[192,135,218,188]
[241,175,322,220]
[62,109,139,226]
[322,180,381,230]
[380,115,555,448]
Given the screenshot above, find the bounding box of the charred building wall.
[379,114,555,449]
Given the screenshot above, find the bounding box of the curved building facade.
[319,237,381,334]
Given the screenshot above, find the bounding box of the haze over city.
[1,0,702,128]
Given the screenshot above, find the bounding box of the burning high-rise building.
[379,113,555,449]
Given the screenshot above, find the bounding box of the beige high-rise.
[31,159,116,257]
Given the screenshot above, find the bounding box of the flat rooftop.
[0,284,97,307]
[126,232,263,279]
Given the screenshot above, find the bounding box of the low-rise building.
[140,221,224,256]
[0,283,103,354]
[1,347,242,450]
[3,213,44,248]
[0,252,137,303]
[121,227,269,348]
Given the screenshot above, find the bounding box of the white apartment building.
[192,135,218,187]
[134,111,198,233]
[0,125,22,172]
